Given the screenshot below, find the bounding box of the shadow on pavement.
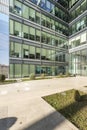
[23,97,87,130]
[0,117,17,130]
[23,111,66,130]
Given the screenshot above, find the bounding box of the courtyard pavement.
[0,76,87,130]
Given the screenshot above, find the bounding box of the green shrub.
[30,73,35,80]
[65,72,71,77]
[74,90,81,102]
[0,74,6,82]
[57,73,63,78]
[41,73,45,79]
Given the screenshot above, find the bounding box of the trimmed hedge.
[30,73,35,80]
[0,74,6,82]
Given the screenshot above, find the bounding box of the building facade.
[0,0,86,78]
[69,0,87,76]
[0,0,9,76]
[9,0,69,78]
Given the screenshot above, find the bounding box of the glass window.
[41,32,46,43]
[50,3,55,14]
[29,46,35,59]
[10,20,14,34]
[23,24,29,39]
[52,36,55,46]
[71,10,75,21]
[22,64,29,77]
[36,12,40,24]
[59,38,63,48]
[51,50,55,60]
[51,19,55,30]
[9,0,14,12]
[76,21,81,31]
[30,65,35,74]
[14,0,22,16]
[15,64,21,77]
[41,14,46,26]
[29,8,35,22]
[36,66,41,74]
[10,42,21,58]
[29,27,35,40]
[47,50,51,60]
[76,6,80,17]
[55,7,58,17]
[81,17,86,29]
[36,47,40,59]
[55,37,58,47]
[41,48,46,60]
[40,0,46,9]
[72,24,76,34]
[36,30,40,42]
[55,22,59,32]
[75,36,80,46]
[81,32,86,43]
[23,44,29,58]
[81,0,86,13]
[9,64,14,78]
[15,43,21,58]
[46,0,51,12]
[23,4,29,19]
[14,21,22,37]
[46,17,51,28]
[10,42,14,57]
[47,34,51,45]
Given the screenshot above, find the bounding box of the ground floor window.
[9,64,67,78]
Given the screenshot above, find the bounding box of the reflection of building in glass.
[1,0,86,78]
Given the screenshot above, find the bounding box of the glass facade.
[69,0,87,76]
[8,0,87,77]
[69,50,87,76]
[9,0,69,78]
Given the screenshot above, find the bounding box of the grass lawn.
[43,89,87,130]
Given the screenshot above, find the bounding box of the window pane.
[30,65,35,74]
[29,27,35,40]
[14,21,21,37]
[23,25,29,39]
[23,44,29,58]
[14,0,22,16]
[23,4,29,19]
[10,20,14,34]
[22,64,29,77]
[29,46,35,59]
[36,12,40,24]
[15,64,21,77]
[29,8,35,22]
[9,64,14,78]
[36,30,40,42]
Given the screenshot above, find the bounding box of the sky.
[0,13,9,65]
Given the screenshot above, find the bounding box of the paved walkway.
[0,76,87,130]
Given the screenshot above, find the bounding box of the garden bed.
[43,89,87,130]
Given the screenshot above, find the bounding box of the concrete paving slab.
[0,76,87,130]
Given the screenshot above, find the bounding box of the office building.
[9,0,69,78]
[0,0,9,76]
[0,0,86,78]
[69,0,87,76]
